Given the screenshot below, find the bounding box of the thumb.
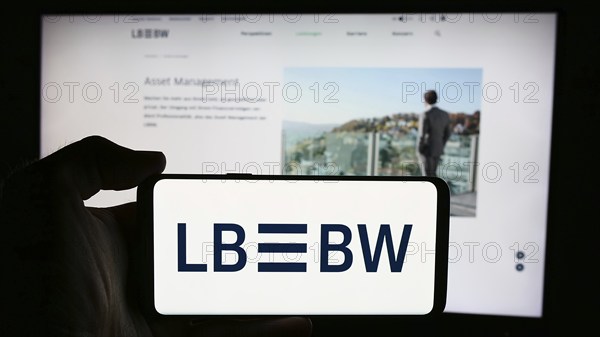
[40,136,166,200]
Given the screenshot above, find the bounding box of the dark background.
[1,0,597,336]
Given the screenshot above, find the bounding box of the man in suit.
[419,90,451,177]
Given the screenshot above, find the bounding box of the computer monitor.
[40,12,557,319]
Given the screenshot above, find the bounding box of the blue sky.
[283,68,482,124]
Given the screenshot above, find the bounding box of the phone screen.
[144,175,448,315]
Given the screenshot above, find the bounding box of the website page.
[41,13,556,317]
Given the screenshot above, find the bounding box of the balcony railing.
[283,130,478,196]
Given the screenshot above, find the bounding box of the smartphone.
[137,174,449,316]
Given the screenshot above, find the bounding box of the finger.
[188,316,312,337]
[41,135,166,199]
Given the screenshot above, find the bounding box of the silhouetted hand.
[0,136,311,337]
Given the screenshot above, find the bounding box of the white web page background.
[40,13,556,317]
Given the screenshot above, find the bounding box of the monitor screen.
[40,13,556,317]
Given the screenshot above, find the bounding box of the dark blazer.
[422,106,451,157]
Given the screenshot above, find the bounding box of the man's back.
[423,107,451,157]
